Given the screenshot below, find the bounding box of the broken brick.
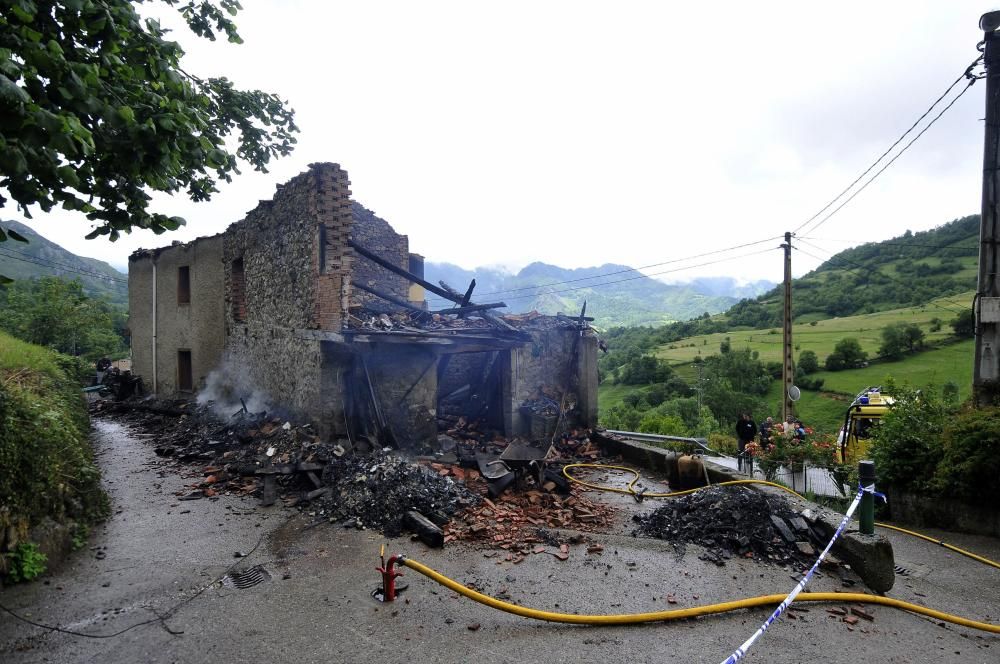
[850,607,874,621]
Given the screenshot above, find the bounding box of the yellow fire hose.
[400,557,1000,633]
[380,463,1000,637]
[562,463,1000,571]
[873,522,1000,571]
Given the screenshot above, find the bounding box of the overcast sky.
[5,1,996,285]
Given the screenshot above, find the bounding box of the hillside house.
[128,163,598,449]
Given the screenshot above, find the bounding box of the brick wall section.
[349,201,411,308]
[315,166,353,329]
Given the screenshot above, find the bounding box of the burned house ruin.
[128,163,598,450]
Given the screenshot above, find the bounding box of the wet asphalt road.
[1,419,998,663]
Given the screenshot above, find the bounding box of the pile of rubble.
[348,307,593,333]
[444,488,614,553]
[316,449,478,536]
[91,397,617,552]
[632,486,827,567]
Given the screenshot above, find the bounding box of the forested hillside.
[595,213,981,440]
[725,215,979,328]
[0,220,127,306]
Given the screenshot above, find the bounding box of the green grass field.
[652,292,974,367]
[598,294,977,434]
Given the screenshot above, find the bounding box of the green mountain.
[0,220,127,306]
[424,261,745,328]
[725,215,979,328]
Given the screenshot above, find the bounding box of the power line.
[424,58,987,311]
[791,56,983,237]
[795,71,981,238]
[0,248,127,284]
[425,235,784,305]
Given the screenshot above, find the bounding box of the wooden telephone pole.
[977,13,1000,404]
[782,231,795,421]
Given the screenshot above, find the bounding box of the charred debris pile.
[633,486,835,569]
[91,397,617,548]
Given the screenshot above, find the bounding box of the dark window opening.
[178,350,193,392]
[231,258,245,322]
[177,266,190,304]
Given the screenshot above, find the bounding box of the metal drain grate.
[894,565,911,576]
[222,565,271,589]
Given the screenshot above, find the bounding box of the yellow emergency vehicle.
[839,386,894,463]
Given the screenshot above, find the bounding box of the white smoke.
[197,357,274,418]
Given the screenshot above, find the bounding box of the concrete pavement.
[1,419,998,663]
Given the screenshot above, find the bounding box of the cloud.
[3,0,991,286]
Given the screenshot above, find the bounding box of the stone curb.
[592,432,894,592]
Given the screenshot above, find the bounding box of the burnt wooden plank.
[349,239,462,303]
[351,280,425,312]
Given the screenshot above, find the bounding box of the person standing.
[760,416,774,445]
[735,412,757,472]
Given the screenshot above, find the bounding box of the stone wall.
[223,163,351,333]
[349,201,411,308]
[127,235,225,395]
[507,328,599,435]
[364,347,439,450]
[885,488,1000,538]
[221,164,353,427]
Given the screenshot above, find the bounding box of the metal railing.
[606,430,848,498]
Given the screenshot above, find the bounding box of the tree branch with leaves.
[0,0,298,276]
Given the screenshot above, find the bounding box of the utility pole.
[782,231,795,421]
[696,361,704,410]
[977,12,1000,405]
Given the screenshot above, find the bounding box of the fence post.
[858,460,876,535]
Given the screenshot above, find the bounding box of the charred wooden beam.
[461,279,476,306]
[455,279,477,318]
[404,510,444,547]
[430,302,507,315]
[556,313,595,322]
[351,280,426,313]
[439,280,519,332]
[348,239,463,304]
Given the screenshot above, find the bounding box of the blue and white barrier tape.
[860,483,888,504]
[719,485,873,664]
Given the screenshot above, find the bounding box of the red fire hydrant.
[376,553,405,602]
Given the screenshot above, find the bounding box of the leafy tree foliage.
[616,353,673,385]
[824,337,867,371]
[878,323,925,360]
[950,309,975,338]
[794,365,824,391]
[0,276,124,359]
[869,384,949,493]
[0,0,297,246]
[726,298,780,328]
[933,406,1000,502]
[798,350,819,374]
